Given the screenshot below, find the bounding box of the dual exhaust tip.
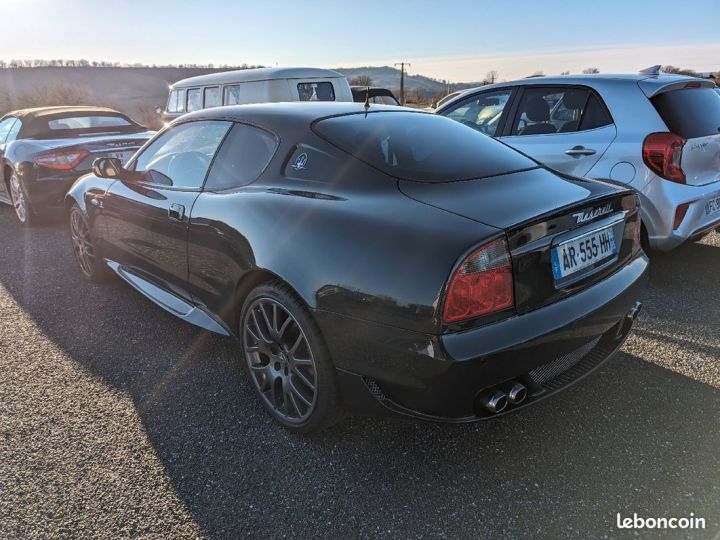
[479,382,527,414]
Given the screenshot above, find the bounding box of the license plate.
[705,196,720,216]
[551,226,617,280]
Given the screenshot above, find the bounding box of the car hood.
[398,167,619,229]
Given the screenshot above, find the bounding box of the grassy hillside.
[0,66,488,128]
[0,67,233,126]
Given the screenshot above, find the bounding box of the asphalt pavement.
[0,204,718,539]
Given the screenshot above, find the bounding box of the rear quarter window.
[204,123,278,190]
[298,82,335,102]
[651,87,720,139]
[314,111,536,183]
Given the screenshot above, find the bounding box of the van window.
[298,82,335,102]
[167,89,185,113]
[651,87,720,139]
[223,85,241,105]
[204,86,220,108]
[205,123,279,190]
[187,88,202,112]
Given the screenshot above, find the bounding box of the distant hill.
[0,67,238,125]
[335,66,486,98]
[0,65,488,126]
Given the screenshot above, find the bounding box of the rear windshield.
[313,111,535,182]
[651,87,720,139]
[47,115,132,130]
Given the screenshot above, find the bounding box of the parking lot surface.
[0,205,718,539]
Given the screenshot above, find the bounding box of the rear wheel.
[69,204,111,282]
[240,282,343,433]
[9,171,35,227]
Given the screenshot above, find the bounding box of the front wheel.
[69,204,111,282]
[240,282,343,433]
[9,171,35,226]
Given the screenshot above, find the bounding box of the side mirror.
[93,157,123,179]
[155,106,162,115]
[431,102,437,109]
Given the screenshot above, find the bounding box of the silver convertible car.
[436,68,720,251]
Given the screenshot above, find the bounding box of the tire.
[69,204,111,283]
[8,170,36,227]
[240,281,343,433]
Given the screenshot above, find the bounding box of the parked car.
[436,70,720,251]
[351,86,400,105]
[0,106,154,226]
[433,91,461,109]
[66,103,647,432]
[160,67,353,122]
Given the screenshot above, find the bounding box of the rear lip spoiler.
[637,77,716,98]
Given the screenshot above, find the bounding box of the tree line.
[0,59,264,69]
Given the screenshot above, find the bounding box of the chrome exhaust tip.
[628,301,642,322]
[481,391,508,414]
[506,382,527,405]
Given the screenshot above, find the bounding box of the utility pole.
[394,62,410,105]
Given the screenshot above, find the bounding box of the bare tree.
[560,70,570,75]
[582,67,600,74]
[486,70,498,84]
[350,75,373,86]
[662,65,699,76]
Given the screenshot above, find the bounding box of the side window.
[166,90,186,113]
[442,89,512,136]
[204,86,220,108]
[223,85,241,105]
[205,123,278,190]
[0,118,17,144]
[297,82,336,102]
[132,121,231,189]
[166,91,178,113]
[6,119,21,142]
[510,87,610,136]
[579,94,613,130]
[186,88,202,112]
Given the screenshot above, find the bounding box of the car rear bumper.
[640,177,720,251]
[17,163,81,212]
[316,253,649,421]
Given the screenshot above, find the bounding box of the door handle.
[565,145,597,157]
[168,203,185,221]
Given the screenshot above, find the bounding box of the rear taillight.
[642,132,686,184]
[443,238,514,324]
[33,149,90,170]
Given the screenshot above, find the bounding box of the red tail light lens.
[33,149,90,170]
[642,132,686,184]
[673,203,689,230]
[443,238,514,324]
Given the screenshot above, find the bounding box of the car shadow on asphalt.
[0,205,718,539]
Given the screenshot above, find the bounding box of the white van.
[161,67,353,121]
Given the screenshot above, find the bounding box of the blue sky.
[3,0,718,80]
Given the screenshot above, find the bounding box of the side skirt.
[105,259,231,336]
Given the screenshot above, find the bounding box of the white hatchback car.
[436,70,720,251]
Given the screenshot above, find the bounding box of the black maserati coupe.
[0,106,153,226]
[66,103,648,432]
